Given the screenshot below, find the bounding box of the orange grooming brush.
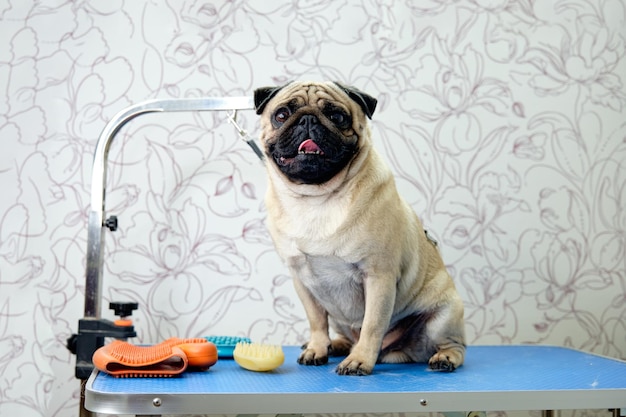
[163,337,218,370]
[93,337,217,377]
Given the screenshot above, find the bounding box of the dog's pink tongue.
[298,139,322,154]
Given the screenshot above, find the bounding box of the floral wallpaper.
[1,1,625,416]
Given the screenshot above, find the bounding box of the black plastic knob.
[66,333,78,354]
[105,215,118,231]
[109,301,138,318]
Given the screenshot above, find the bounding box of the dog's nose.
[298,114,318,130]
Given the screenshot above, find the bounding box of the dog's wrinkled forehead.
[254,81,377,120]
[274,83,349,113]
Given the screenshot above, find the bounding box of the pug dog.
[254,81,466,375]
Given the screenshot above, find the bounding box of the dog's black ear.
[333,81,377,119]
[254,82,291,115]
[254,86,281,115]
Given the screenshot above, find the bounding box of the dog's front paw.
[298,346,329,366]
[335,355,374,376]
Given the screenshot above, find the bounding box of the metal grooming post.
[85,96,255,319]
[71,97,255,417]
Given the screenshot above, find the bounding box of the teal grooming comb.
[205,335,252,358]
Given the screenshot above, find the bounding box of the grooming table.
[73,98,626,417]
[85,345,626,416]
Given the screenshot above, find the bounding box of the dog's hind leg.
[380,350,412,363]
[329,336,352,357]
[425,294,466,371]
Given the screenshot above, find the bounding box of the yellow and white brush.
[233,342,284,372]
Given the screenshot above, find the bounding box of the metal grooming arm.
[68,97,255,416]
[84,96,255,320]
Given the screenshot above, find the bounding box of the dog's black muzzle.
[270,114,357,185]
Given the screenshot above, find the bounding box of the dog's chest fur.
[267,186,370,326]
[295,253,367,325]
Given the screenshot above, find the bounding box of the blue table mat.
[90,345,626,394]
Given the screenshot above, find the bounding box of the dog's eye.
[329,111,349,127]
[273,107,291,124]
